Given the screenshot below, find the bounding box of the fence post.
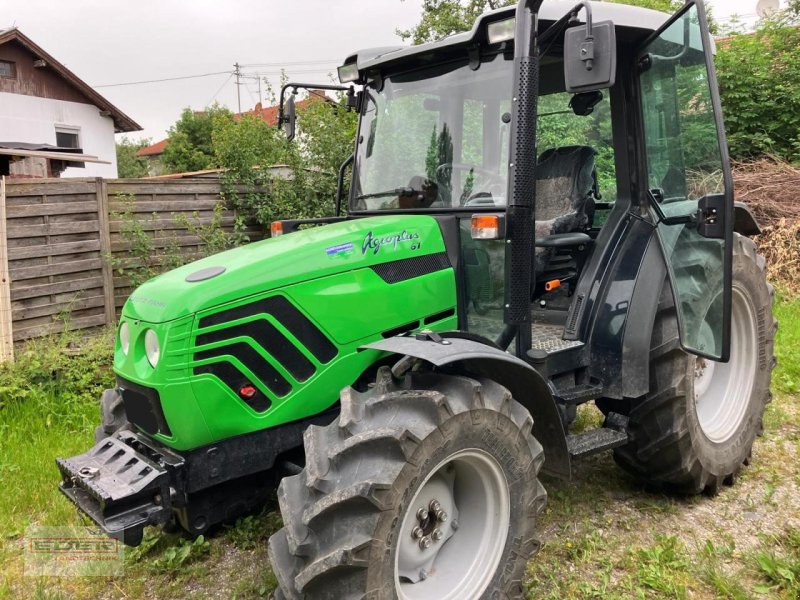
[0,176,13,361]
[96,178,117,325]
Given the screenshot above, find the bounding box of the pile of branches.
[734,158,800,295]
[733,158,800,227]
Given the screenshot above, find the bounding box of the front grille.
[117,377,172,437]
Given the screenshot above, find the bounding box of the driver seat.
[534,145,598,274]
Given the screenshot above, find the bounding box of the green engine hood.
[122,215,446,323]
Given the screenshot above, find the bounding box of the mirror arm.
[540,2,590,45]
[640,16,692,71]
[277,82,354,129]
[568,2,595,71]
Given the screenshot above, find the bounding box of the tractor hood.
[122,215,446,324]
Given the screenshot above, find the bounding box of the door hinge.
[697,193,725,239]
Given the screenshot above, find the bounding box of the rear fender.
[733,202,761,236]
[362,336,570,479]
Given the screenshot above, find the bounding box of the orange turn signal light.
[270,221,284,237]
[471,214,503,240]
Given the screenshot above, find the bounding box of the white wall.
[0,92,119,177]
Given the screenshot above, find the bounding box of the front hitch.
[56,431,185,546]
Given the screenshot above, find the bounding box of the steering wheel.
[435,163,506,204]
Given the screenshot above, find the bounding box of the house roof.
[0,27,142,133]
[136,95,326,157]
[137,138,168,157]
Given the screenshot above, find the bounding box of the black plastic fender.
[362,336,571,479]
[733,202,761,237]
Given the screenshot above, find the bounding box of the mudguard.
[733,202,761,237]
[363,336,571,478]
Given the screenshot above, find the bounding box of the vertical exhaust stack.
[504,0,544,354]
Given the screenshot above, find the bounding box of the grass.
[1,298,798,599]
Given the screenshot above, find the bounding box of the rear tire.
[268,367,547,599]
[613,233,776,494]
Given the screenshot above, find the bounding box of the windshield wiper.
[355,187,415,201]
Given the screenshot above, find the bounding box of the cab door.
[637,0,734,361]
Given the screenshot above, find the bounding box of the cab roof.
[344,0,670,74]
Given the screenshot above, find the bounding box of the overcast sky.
[3,0,774,143]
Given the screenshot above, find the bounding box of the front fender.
[362,336,570,479]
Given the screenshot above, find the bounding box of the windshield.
[352,54,513,211]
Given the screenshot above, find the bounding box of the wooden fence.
[0,176,263,356]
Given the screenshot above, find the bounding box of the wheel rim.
[694,286,758,443]
[394,449,510,600]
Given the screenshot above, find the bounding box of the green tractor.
[57,0,775,597]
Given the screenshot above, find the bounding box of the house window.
[0,60,16,78]
[55,126,80,149]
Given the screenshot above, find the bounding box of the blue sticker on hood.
[326,242,355,256]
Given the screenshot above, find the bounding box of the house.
[137,96,327,177]
[0,27,141,178]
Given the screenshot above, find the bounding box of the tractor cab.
[306,0,737,387]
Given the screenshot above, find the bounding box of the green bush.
[0,331,114,415]
[716,3,800,163]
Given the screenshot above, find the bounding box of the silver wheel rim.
[394,449,510,600]
[695,286,758,443]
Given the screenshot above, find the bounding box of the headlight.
[144,329,160,367]
[119,322,130,355]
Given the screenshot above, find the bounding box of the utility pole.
[234,62,242,113]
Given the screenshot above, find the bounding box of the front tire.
[268,367,547,599]
[613,233,776,494]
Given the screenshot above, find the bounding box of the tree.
[115,137,150,178]
[214,91,359,228]
[162,104,234,174]
[716,2,800,162]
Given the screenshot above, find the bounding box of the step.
[555,383,604,404]
[530,324,583,354]
[567,427,629,459]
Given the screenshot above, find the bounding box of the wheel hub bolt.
[416,508,429,522]
[411,526,424,540]
[432,528,443,541]
[436,510,448,522]
[451,519,459,531]
[419,535,433,550]
[429,500,441,513]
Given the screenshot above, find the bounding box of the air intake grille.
[198,295,337,363]
[371,252,451,284]
[193,295,337,411]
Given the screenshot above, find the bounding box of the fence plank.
[6,220,100,238]
[7,201,99,218]
[14,313,107,341]
[8,239,101,260]
[0,177,13,361]
[10,258,103,281]
[96,178,116,326]
[10,276,105,301]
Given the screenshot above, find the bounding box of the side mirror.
[564,20,617,93]
[284,93,297,141]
